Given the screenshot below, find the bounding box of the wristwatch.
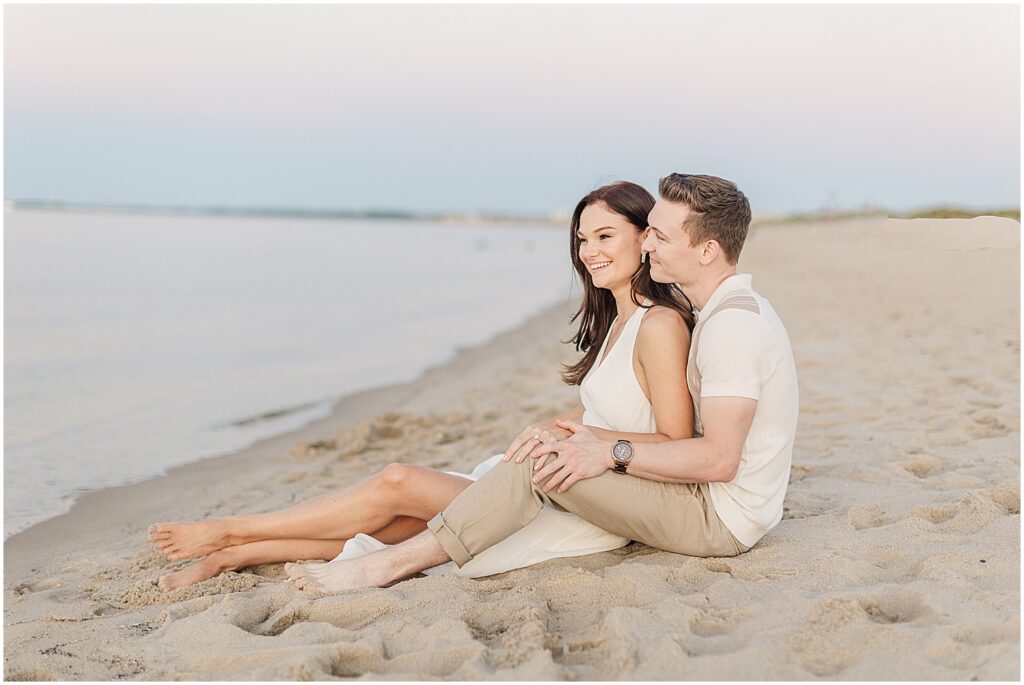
[612,440,633,474]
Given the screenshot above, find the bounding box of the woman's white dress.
[333,304,657,577]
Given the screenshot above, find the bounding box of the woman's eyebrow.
[578,226,618,236]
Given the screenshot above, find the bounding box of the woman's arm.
[588,306,693,443]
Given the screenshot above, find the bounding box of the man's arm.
[530,396,756,493]
[621,395,756,484]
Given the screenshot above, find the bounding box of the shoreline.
[4,206,574,540]
[4,298,580,578]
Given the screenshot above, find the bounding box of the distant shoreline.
[3,199,565,226]
[7,198,1019,225]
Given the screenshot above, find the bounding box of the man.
[296,173,799,592]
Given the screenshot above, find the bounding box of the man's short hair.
[658,173,752,264]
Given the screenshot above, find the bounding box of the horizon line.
[5,198,1020,224]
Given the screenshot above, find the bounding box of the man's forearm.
[619,437,734,484]
[590,427,672,444]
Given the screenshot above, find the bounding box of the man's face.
[642,199,703,287]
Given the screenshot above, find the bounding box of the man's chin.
[649,263,674,284]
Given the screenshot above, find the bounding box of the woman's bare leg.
[150,464,470,559]
[157,515,428,591]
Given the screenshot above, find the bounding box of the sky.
[4,3,1020,216]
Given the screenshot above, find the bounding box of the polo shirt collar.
[695,273,753,322]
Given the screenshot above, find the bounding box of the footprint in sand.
[847,503,895,531]
[688,605,744,637]
[788,591,938,676]
[12,577,63,596]
[964,410,1019,438]
[782,491,832,520]
[987,485,1021,515]
[923,618,1021,672]
[251,599,313,637]
[910,502,960,525]
[901,454,947,479]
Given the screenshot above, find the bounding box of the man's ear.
[699,240,721,266]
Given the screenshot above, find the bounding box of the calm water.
[4,209,573,537]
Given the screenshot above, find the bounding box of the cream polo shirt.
[690,273,799,548]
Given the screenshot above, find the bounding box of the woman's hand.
[528,420,613,493]
[502,420,572,463]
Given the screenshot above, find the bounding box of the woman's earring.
[641,251,648,263]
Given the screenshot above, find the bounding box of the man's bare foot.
[292,552,395,594]
[284,561,326,581]
[156,557,223,592]
[148,520,231,560]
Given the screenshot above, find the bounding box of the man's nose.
[641,231,655,253]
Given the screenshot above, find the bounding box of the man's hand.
[528,420,613,494]
[502,419,571,463]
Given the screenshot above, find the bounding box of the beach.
[4,215,1020,680]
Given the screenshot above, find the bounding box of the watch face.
[613,441,632,461]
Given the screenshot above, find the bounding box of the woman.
[150,181,695,591]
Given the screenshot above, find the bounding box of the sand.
[4,216,1020,680]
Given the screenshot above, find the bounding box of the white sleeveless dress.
[332,304,658,577]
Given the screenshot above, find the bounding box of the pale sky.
[4,4,1020,215]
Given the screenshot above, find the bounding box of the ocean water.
[4,209,573,537]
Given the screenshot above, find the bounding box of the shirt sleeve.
[696,309,777,400]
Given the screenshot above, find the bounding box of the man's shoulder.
[702,305,771,337]
[697,306,780,369]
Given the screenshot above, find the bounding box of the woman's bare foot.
[148,520,232,560]
[157,556,224,592]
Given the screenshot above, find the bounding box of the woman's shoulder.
[636,305,692,363]
[639,304,691,338]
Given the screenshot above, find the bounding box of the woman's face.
[576,201,644,292]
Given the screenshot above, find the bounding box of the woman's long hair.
[562,181,695,386]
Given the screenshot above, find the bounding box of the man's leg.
[295,457,741,593]
[429,455,743,563]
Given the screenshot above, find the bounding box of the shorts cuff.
[426,512,473,567]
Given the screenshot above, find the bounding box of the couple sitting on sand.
[150,172,799,594]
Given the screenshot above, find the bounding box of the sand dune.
[4,216,1019,680]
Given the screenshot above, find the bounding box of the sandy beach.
[4,216,1019,680]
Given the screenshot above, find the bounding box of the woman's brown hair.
[562,181,695,386]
